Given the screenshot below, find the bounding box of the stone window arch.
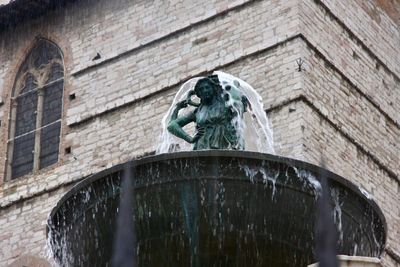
[7,39,64,180]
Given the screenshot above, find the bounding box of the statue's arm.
[167,105,197,143]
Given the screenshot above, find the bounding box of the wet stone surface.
[48,151,386,267]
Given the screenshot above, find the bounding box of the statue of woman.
[167,75,248,150]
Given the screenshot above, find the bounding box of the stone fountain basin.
[48,151,386,267]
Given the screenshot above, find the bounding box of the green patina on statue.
[167,75,249,150]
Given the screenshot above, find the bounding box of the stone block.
[308,255,382,267]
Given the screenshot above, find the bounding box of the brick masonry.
[0,0,399,266]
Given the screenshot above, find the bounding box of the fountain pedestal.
[308,255,382,267]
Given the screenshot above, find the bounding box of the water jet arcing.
[157,71,274,154]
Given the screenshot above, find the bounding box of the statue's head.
[194,76,222,104]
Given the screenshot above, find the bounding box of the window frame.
[6,39,65,181]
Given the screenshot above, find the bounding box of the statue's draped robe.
[193,99,243,150]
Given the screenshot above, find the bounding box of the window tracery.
[7,39,64,180]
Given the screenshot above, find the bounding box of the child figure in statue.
[167,75,249,150]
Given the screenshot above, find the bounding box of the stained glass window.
[8,39,64,180]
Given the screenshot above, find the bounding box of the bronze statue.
[167,75,249,150]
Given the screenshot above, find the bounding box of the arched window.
[7,39,64,180]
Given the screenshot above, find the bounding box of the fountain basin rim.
[48,150,387,249]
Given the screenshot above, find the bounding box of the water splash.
[352,244,358,256]
[157,71,274,154]
[46,218,69,267]
[157,78,201,153]
[216,71,274,153]
[369,209,381,257]
[293,167,322,198]
[239,163,280,199]
[45,220,61,267]
[359,187,373,200]
[330,188,343,243]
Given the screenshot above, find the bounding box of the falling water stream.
[157,71,274,154]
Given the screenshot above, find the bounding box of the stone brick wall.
[65,0,299,126]
[320,0,400,77]
[301,42,399,177]
[0,0,398,266]
[300,0,400,123]
[0,186,71,266]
